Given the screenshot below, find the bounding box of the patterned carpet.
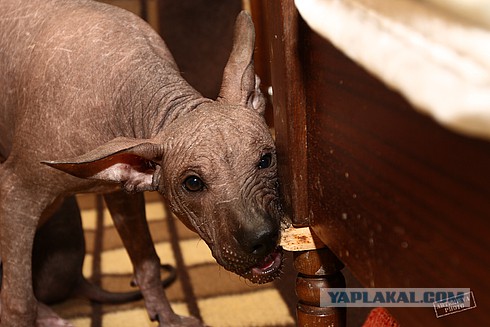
[51,193,297,327]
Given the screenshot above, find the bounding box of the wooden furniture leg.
[294,248,346,326]
[281,227,346,326]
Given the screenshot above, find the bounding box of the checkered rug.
[51,193,297,327]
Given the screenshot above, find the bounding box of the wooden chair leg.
[294,247,346,326]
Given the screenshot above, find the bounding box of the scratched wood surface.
[261,0,310,227]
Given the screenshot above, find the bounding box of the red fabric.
[362,308,400,327]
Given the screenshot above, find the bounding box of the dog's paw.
[158,313,206,327]
[35,303,74,327]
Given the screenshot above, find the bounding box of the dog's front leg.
[103,191,204,327]
[0,179,39,327]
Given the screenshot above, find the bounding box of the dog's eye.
[183,175,205,192]
[258,153,272,169]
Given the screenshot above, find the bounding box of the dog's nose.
[238,228,279,257]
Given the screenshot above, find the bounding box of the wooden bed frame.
[251,1,490,325]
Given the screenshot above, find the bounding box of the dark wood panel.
[304,28,490,325]
[265,1,310,226]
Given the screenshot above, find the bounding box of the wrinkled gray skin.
[0,1,283,326]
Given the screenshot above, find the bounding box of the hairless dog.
[0,0,284,326]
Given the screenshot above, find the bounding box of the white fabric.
[295,0,490,140]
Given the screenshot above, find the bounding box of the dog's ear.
[218,11,266,115]
[42,137,164,193]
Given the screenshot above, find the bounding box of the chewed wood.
[280,226,325,251]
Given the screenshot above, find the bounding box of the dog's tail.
[76,264,177,304]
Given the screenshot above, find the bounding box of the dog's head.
[45,12,284,283]
[157,101,283,283]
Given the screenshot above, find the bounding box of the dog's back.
[0,0,181,162]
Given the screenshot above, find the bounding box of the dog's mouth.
[240,247,283,284]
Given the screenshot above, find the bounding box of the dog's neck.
[112,60,212,140]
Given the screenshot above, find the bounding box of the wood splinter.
[279,226,326,251]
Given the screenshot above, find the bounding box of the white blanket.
[295,0,490,140]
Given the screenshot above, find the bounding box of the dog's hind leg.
[0,166,43,326]
[33,195,177,305]
[0,196,77,327]
[34,303,73,327]
[32,196,85,304]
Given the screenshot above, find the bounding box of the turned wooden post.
[281,227,346,326]
[256,0,348,324]
[294,248,346,326]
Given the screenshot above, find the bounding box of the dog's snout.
[251,230,278,256]
[238,227,278,257]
